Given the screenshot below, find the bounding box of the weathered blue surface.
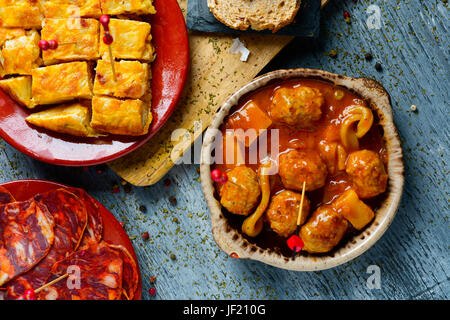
[0,0,448,299]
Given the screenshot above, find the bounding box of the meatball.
[279,150,328,191]
[219,166,261,216]
[269,86,324,127]
[345,150,388,199]
[266,190,311,238]
[300,205,348,253]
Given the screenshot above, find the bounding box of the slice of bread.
[207,0,301,33]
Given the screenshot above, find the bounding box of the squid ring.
[340,106,374,149]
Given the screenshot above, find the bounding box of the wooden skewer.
[99,13,117,82]
[33,273,69,295]
[107,44,117,82]
[296,181,307,227]
[289,181,307,261]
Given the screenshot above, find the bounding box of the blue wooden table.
[0,0,448,300]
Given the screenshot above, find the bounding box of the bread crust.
[207,0,301,33]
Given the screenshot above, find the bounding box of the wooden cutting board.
[109,0,330,186]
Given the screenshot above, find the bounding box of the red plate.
[0,179,142,300]
[0,0,189,166]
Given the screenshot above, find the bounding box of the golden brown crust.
[1,30,41,76]
[94,58,150,99]
[99,19,154,61]
[31,61,93,105]
[42,0,102,18]
[100,0,156,15]
[26,102,103,137]
[41,18,100,64]
[0,27,25,46]
[91,96,151,136]
[0,1,43,29]
[0,76,34,109]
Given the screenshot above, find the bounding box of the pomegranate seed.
[149,287,156,297]
[344,11,350,18]
[141,232,149,240]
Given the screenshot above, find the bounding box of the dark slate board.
[186,0,320,37]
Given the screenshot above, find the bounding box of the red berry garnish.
[219,172,228,184]
[211,169,222,183]
[112,185,120,194]
[344,11,350,18]
[23,289,36,300]
[141,232,149,240]
[149,287,156,297]
[287,235,304,253]
[103,32,113,45]
[99,14,110,27]
[211,169,230,184]
[38,40,49,51]
[48,39,58,50]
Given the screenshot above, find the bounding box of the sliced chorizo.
[0,200,55,286]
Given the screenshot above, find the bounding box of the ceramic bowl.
[200,68,404,271]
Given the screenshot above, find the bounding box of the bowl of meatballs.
[200,68,404,271]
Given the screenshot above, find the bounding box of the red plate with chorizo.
[0,180,141,300]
